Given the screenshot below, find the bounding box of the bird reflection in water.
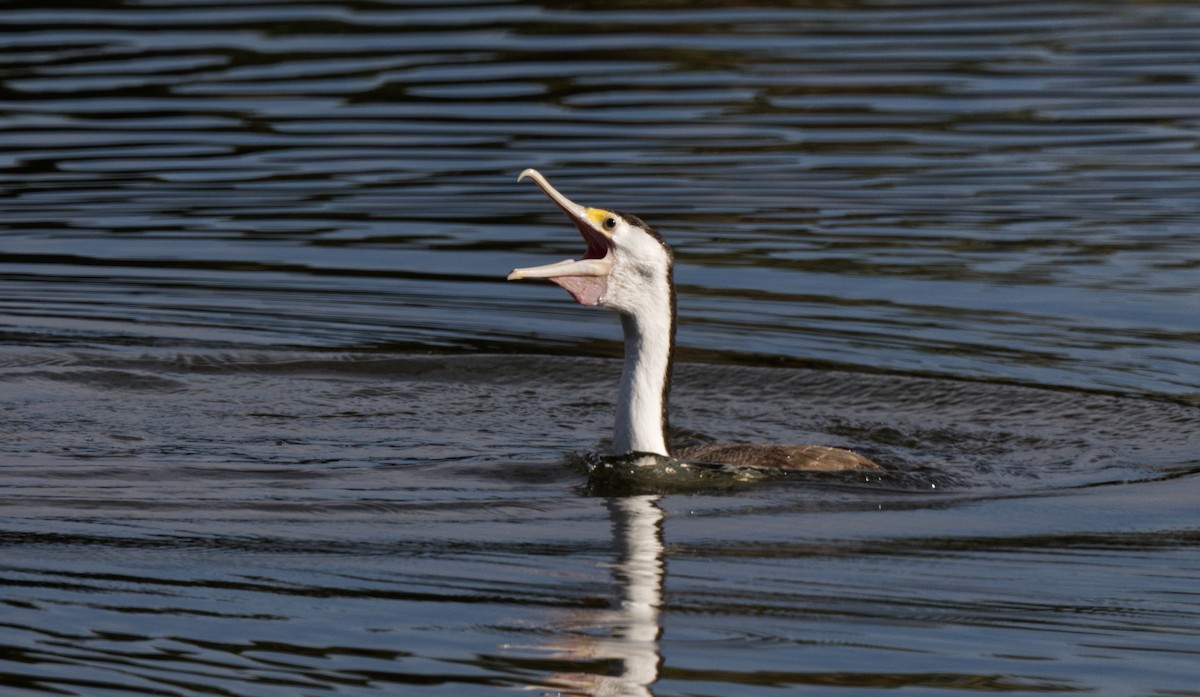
[525,495,665,697]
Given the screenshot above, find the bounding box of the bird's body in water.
[508,169,878,472]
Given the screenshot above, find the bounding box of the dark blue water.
[1,1,1198,695]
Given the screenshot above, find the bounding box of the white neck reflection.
[534,495,665,696]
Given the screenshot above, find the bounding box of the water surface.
[1,1,1198,695]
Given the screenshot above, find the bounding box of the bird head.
[507,168,673,314]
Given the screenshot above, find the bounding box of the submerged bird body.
[508,169,878,472]
[674,443,876,471]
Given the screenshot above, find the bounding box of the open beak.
[507,169,615,306]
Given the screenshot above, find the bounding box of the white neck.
[612,278,675,457]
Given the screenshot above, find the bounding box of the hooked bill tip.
[517,168,539,183]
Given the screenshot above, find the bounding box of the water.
[1,1,1198,695]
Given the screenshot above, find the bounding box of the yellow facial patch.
[585,208,614,228]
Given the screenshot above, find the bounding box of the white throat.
[611,274,674,457]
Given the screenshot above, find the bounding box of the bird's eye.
[603,217,618,230]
